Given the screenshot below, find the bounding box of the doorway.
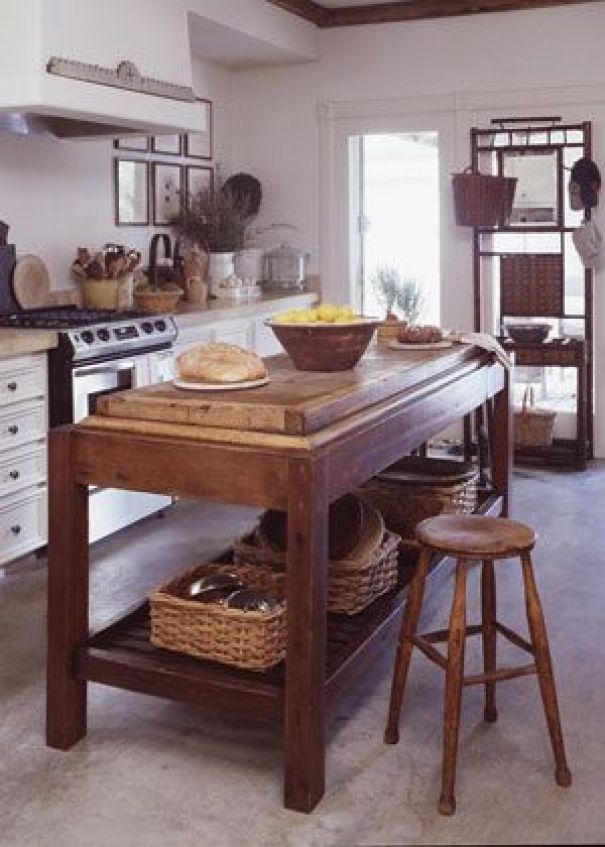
[351,132,440,323]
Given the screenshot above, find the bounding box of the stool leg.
[481,558,498,722]
[520,552,572,788]
[439,559,468,816]
[384,547,431,745]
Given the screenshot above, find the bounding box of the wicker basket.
[514,387,556,448]
[234,503,400,615]
[358,456,479,543]
[500,254,564,317]
[452,169,517,227]
[149,562,286,671]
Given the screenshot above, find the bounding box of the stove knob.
[97,328,111,342]
[141,321,154,334]
[154,320,167,332]
[81,330,95,345]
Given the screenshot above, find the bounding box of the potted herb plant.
[170,170,256,296]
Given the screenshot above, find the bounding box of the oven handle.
[72,360,136,378]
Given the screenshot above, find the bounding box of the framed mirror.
[502,149,559,226]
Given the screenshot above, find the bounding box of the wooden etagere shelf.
[472,118,594,469]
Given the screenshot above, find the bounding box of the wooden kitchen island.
[46,343,512,813]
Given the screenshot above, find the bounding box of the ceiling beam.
[266,0,603,28]
[266,0,326,25]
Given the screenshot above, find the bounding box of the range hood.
[0,0,205,139]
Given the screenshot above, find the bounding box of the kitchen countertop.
[0,329,58,358]
[173,290,317,329]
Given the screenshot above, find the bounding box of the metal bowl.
[186,573,244,599]
[506,323,551,344]
[225,589,281,613]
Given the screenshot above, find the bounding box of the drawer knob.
[7,381,17,392]
[9,470,20,480]
[8,425,19,436]
[10,525,21,535]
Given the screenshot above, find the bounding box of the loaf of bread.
[397,324,443,344]
[177,342,267,384]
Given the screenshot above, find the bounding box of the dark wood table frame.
[46,350,511,813]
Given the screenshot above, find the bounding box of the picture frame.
[114,159,150,226]
[152,162,183,225]
[114,135,149,153]
[152,134,183,156]
[185,99,212,160]
[185,165,213,204]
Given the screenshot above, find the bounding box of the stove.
[0,306,178,542]
[0,306,177,361]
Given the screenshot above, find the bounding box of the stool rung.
[408,635,447,669]
[495,621,534,655]
[463,662,537,687]
[421,624,483,644]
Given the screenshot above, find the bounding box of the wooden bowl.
[133,286,183,315]
[267,319,378,371]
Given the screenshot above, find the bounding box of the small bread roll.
[177,342,267,384]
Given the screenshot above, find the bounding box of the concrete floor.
[1,467,604,846]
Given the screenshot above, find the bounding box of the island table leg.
[284,456,329,812]
[46,428,90,750]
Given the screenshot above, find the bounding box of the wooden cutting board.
[96,345,480,436]
[12,254,50,309]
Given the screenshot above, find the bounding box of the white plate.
[388,339,454,351]
[173,376,269,391]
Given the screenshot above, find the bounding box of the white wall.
[0,58,233,289]
[231,1,605,452]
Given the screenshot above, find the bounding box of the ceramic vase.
[207,252,235,297]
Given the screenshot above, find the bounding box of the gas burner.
[0,306,146,329]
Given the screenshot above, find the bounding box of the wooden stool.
[384,514,571,816]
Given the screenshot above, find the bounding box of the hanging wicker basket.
[452,168,517,227]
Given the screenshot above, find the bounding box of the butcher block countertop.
[0,329,57,358]
[89,343,495,450]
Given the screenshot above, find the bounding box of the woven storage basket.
[358,456,479,543]
[234,502,400,615]
[149,562,286,671]
[514,387,556,448]
[500,254,564,317]
[452,169,517,227]
[377,320,407,344]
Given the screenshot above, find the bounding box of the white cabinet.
[0,353,48,565]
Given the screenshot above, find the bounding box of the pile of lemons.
[272,303,360,324]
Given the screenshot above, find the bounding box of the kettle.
[261,243,309,291]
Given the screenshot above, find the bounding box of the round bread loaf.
[177,342,267,384]
[397,324,443,344]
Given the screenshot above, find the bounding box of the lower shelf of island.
[75,491,503,725]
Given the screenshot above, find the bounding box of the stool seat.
[416,514,536,558]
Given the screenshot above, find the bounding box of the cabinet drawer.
[0,401,47,452]
[0,487,47,564]
[0,354,46,407]
[0,445,47,497]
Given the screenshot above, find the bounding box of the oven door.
[71,353,172,543]
[71,358,137,423]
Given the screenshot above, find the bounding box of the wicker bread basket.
[514,386,556,448]
[149,562,286,671]
[358,456,479,543]
[234,502,400,615]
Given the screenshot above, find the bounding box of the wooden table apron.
[46,348,511,814]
